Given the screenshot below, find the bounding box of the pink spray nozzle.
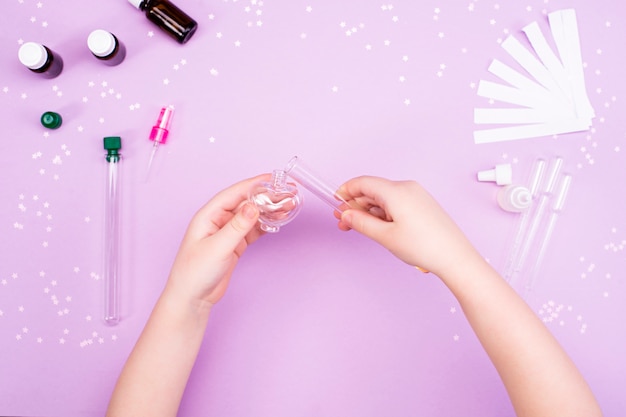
[149,105,175,144]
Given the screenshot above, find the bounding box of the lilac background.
[1,0,624,416]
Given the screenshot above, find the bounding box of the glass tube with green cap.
[103,136,122,325]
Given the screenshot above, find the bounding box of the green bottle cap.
[41,111,62,129]
[103,136,122,162]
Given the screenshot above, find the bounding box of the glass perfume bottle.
[128,0,198,44]
[249,170,303,233]
[88,29,126,66]
[18,42,63,78]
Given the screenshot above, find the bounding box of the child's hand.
[166,174,269,308]
[337,176,479,277]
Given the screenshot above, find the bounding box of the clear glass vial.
[284,156,350,212]
[18,42,63,78]
[249,170,303,233]
[128,0,198,44]
[103,136,123,325]
[88,29,126,66]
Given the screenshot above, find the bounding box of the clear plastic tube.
[512,157,563,278]
[503,158,546,282]
[104,137,122,325]
[525,174,572,295]
[284,156,349,212]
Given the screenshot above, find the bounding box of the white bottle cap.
[497,185,531,212]
[477,163,512,185]
[18,42,48,70]
[127,0,142,9]
[88,29,116,57]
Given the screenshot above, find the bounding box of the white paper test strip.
[549,9,595,120]
[500,35,564,95]
[474,108,570,125]
[523,21,572,100]
[474,118,591,144]
[474,9,594,144]
[488,59,547,94]
[477,80,565,110]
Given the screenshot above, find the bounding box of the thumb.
[213,203,260,252]
[341,209,390,242]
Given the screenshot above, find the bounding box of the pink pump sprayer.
[145,105,175,180]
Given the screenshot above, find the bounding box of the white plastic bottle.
[497,185,531,212]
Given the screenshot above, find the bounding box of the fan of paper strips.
[474,9,595,144]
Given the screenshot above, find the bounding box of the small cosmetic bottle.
[249,170,303,233]
[18,42,64,78]
[127,0,198,44]
[88,29,126,66]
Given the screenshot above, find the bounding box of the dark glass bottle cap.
[103,136,122,152]
[41,111,62,129]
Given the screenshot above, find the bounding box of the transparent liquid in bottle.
[249,170,303,232]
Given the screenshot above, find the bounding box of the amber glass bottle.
[88,29,127,66]
[128,0,198,44]
[18,42,64,78]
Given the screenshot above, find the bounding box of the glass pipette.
[103,136,122,325]
[525,174,572,296]
[284,156,350,212]
[503,158,546,283]
[146,105,175,180]
[511,157,563,282]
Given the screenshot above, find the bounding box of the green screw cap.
[41,111,62,129]
[104,136,122,162]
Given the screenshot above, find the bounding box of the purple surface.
[1,0,624,416]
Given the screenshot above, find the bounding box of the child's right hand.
[336,176,481,277]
